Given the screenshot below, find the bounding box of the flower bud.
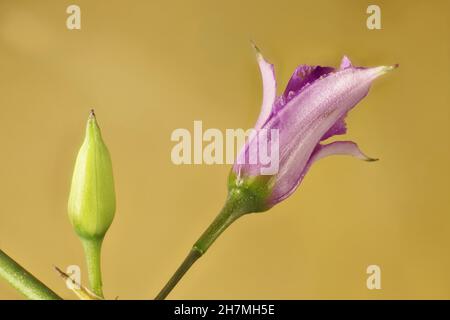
[68,110,116,240]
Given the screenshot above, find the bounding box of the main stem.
[155,249,202,300]
[155,192,246,300]
[0,249,62,300]
[81,238,104,298]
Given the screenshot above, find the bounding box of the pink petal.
[310,141,377,163]
[320,113,348,141]
[269,141,376,204]
[274,65,334,113]
[340,56,353,70]
[253,45,277,130]
[265,66,390,204]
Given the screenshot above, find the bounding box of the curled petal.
[267,141,376,205]
[264,66,390,205]
[310,141,378,163]
[253,45,277,130]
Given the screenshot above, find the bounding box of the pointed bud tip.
[380,64,399,74]
[250,40,259,51]
[387,63,399,70]
[250,41,263,58]
[86,109,99,132]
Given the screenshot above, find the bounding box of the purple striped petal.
[307,141,377,189]
[271,141,376,203]
[320,57,363,141]
[274,65,334,112]
[320,112,348,141]
[233,52,396,207]
[253,46,277,130]
[310,141,377,163]
[266,66,391,205]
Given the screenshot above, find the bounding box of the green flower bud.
[67,110,115,297]
[68,110,116,240]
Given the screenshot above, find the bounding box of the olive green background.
[0,0,449,299]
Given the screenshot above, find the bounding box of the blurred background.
[0,0,449,299]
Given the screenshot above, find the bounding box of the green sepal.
[227,170,274,213]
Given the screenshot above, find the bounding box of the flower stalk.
[155,197,243,300]
[0,249,61,300]
[156,175,271,299]
[81,238,104,297]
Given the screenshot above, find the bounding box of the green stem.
[155,192,247,300]
[0,249,62,300]
[81,238,104,298]
[155,249,202,300]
